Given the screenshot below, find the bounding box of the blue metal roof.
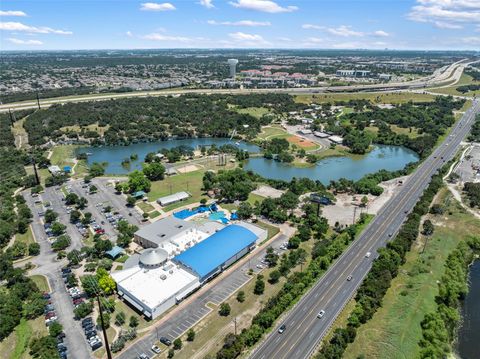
[174,225,258,279]
[105,245,125,259]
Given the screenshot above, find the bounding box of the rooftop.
[135,216,196,246]
[174,224,258,280]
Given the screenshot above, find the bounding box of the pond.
[243,145,419,184]
[456,259,480,359]
[82,138,260,174]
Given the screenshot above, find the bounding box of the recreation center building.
[112,217,267,319]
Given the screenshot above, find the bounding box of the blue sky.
[1,0,479,50]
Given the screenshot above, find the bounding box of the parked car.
[151,344,161,354]
[159,337,171,346]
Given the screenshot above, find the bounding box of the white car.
[317,310,325,318]
[365,252,371,258]
[151,345,161,354]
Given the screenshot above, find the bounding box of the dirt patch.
[252,185,285,199]
[177,164,200,173]
[321,175,410,226]
[287,135,316,148]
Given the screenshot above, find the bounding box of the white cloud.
[207,19,271,26]
[408,0,480,27]
[228,31,271,46]
[0,22,72,34]
[0,10,27,17]
[461,36,480,44]
[305,37,324,43]
[373,30,389,37]
[229,0,298,13]
[140,2,176,11]
[302,24,323,30]
[434,21,462,29]
[327,25,364,37]
[8,38,43,45]
[199,0,215,8]
[143,33,192,42]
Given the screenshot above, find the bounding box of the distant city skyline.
[1,0,480,51]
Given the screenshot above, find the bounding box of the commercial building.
[174,224,262,282]
[157,191,190,207]
[113,217,267,319]
[328,135,344,144]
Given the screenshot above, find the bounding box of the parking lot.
[117,232,289,359]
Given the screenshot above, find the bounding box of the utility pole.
[96,295,113,359]
[233,317,237,335]
[36,92,41,109]
[8,109,15,127]
[31,156,40,185]
[352,206,357,225]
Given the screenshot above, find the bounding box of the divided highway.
[249,99,480,359]
[0,60,469,113]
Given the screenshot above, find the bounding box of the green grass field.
[236,107,271,119]
[342,189,480,359]
[14,226,35,248]
[429,73,480,97]
[49,145,88,177]
[148,170,206,210]
[0,317,48,359]
[256,126,288,140]
[295,92,436,105]
[30,275,50,293]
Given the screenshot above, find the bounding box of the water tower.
[227,59,239,79]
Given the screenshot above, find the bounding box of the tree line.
[315,164,448,359]
[22,93,294,146]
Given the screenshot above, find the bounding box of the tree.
[28,243,41,256]
[173,338,183,350]
[44,209,58,224]
[265,247,279,267]
[49,322,63,337]
[254,276,265,295]
[74,302,93,319]
[237,202,253,219]
[126,196,136,207]
[98,273,116,295]
[142,162,166,181]
[70,210,81,223]
[97,312,111,329]
[236,290,245,303]
[65,193,78,205]
[187,328,195,341]
[288,236,300,249]
[422,219,434,236]
[219,303,231,316]
[361,196,369,207]
[76,197,88,210]
[29,336,60,359]
[128,170,151,193]
[89,185,98,194]
[51,235,70,251]
[89,162,105,177]
[168,349,175,358]
[129,315,139,328]
[115,311,126,326]
[67,249,81,265]
[268,270,281,284]
[50,222,66,236]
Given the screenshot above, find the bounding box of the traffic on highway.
[249,99,480,359]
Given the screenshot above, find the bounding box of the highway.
[249,99,480,359]
[0,59,470,113]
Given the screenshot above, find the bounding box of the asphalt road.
[0,59,469,113]
[249,100,480,359]
[117,232,291,359]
